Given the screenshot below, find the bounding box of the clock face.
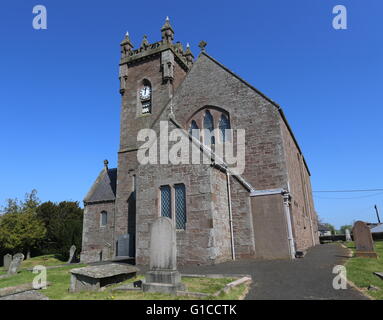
[140,86,151,100]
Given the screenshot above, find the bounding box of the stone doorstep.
[0,282,51,298]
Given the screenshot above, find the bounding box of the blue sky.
[0,0,382,228]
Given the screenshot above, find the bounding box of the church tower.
[114,18,194,257]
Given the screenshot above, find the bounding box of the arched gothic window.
[219,114,231,142]
[189,120,199,140]
[203,110,215,145]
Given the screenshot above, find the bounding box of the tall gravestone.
[352,221,377,258]
[3,254,12,271]
[7,253,24,275]
[345,229,352,241]
[67,245,76,264]
[142,217,185,294]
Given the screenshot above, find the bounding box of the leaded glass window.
[160,185,171,218]
[175,184,186,230]
[219,114,231,142]
[203,110,215,145]
[189,120,200,141]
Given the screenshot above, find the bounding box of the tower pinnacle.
[120,31,133,56]
[161,16,174,43]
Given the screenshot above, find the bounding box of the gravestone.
[345,229,352,241]
[352,221,377,258]
[117,234,129,257]
[7,253,24,275]
[142,217,185,294]
[3,254,12,271]
[67,245,76,264]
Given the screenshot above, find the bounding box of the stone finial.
[198,40,207,52]
[120,31,134,55]
[184,42,194,65]
[140,35,149,49]
[104,159,109,170]
[161,16,174,43]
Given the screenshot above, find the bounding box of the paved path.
[178,243,368,300]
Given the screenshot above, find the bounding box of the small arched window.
[219,114,231,142]
[189,120,200,140]
[203,110,215,145]
[100,211,108,227]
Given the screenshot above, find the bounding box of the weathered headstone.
[67,245,76,264]
[7,253,24,275]
[352,221,377,258]
[3,254,12,271]
[142,217,185,294]
[117,234,129,257]
[345,229,352,241]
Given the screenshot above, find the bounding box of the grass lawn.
[20,254,67,269]
[0,256,249,300]
[344,240,383,300]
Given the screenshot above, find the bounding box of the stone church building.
[80,18,319,265]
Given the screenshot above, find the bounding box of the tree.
[22,189,40,210]
[0,209,46,255]
[1,198,21,215]
[325,223,336,235]
[0,190,83,260]
[36,201,83,260]
[1,189,40,215]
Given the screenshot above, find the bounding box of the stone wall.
[81,201,115,263]
[250,194,290,259]
[279,119,319,250]
[170,53,288,192]
[135,162,215,265]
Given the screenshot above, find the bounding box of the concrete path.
[178,243,368,300]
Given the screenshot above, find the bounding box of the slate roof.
[371,224,383,233]
[84,168,117,204]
